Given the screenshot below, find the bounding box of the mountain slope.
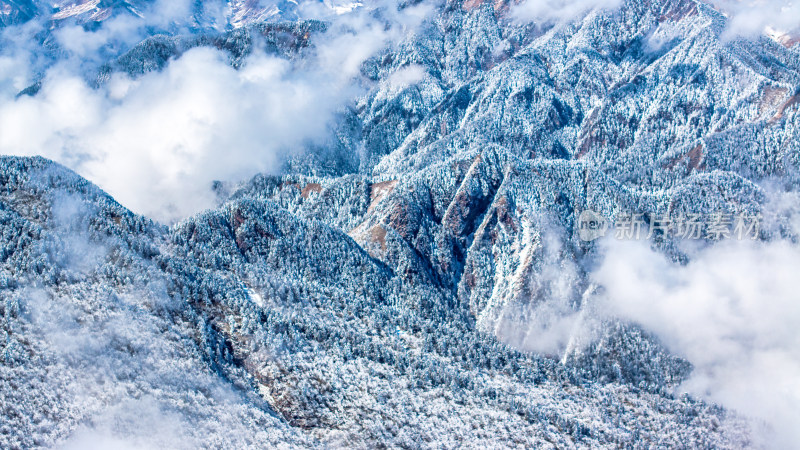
[0,154,751,447]
[3,0,800,447]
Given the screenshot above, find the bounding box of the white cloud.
[384,64,427,92]
[494,222,586,356]
[59,397,200,450]
[711,0,800,39]
[590,189,800,448]
[0,1,433,223]
[510,0,622,24]
[0,48,339,221]
[0,21,48,96]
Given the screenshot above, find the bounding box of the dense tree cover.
[3,0,800,446]
[0,155,751,448]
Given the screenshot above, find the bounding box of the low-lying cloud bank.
[0,0,433,222]
[712,0,800,38]
[2,49,340,221]
[589,188,800,448]
[495,184,800,447]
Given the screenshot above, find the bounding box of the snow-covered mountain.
[0,0,297,28]
[2,0,799,447]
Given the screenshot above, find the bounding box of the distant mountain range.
[0,0,326,28]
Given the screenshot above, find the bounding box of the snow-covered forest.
[1,0,799,448]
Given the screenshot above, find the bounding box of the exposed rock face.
[3,0,800,447]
